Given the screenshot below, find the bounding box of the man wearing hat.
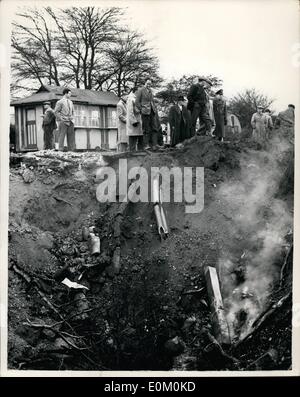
[251,105,268,144]
[168,94,192,146]
[275,104,295,128]
[187,76,212,136]
[264,109,273,140]
[213,89,227,142]
[135,78,158,150]
[42,101,57,150]
[116,90,129,152]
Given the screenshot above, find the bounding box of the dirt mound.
[22,180,97,232]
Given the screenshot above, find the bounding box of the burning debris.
[215,133,293,344]
[204,266,231,345]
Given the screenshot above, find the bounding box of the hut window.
[74,104,87,127]
[107,108,117,128]
[89,106,101,127]
[231,115,235,127]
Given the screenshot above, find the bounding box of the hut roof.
[11,84,119,106]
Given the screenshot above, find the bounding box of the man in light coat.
[135,79,158,150]
[117,92,129,152]
[126,87,143,151]
[54,87,75,151]
[251,106,268,144]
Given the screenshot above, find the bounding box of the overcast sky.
[6,0,300,111]
[121,0,300,111]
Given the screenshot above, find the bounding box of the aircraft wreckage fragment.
[205,266,231,345]
[152,174,169,241]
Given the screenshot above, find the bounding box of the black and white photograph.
[0,0,299,375]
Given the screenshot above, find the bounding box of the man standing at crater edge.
[187,76,212,136]
[54,87,76,152]
[135,78,158,151]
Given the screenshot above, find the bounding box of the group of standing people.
[42,87,75,151]
[118,75,229,152]
[43,83,295,154]
[251,106,274,145]
[117,87,143,152]
[251,103,295,146]
[42,78,231,153]
[167,76,228,147]
[41,81,296,155]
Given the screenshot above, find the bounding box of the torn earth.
[8,129,293,371]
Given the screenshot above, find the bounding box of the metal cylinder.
[160,206,168,235]
[90,233,100,255]
[154,204,162,230]
[82,226,89,241]
[152,175,160,204]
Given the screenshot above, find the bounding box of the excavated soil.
[8,130,294,371]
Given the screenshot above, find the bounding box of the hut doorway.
[25,108,37,149]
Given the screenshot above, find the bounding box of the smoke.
[216,132,293,340]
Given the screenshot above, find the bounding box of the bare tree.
[96,30,162,96]
[11,7,60,96]
[45,6,124,89]
[228,88,275,127]
[11,6,161,97]
[156,74,222,102]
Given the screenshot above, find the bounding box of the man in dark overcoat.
[135,79,158,150]
[187,76,212,135]
[42,101,57,149]
[168,95,192,146]
[213,89,227,142]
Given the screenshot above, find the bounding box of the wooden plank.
[14,107,20,151]
[21,107,26,148]
[104,106,108,128]
[26,121,37,148]
[205,266,231,345]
